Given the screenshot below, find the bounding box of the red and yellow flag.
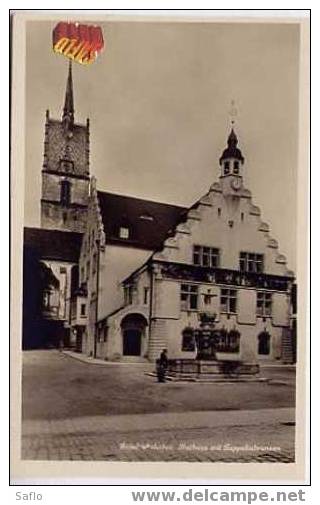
[53,22,104,65]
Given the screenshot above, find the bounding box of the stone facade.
[40,63,90,233]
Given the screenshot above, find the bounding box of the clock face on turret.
[231,177,242,191]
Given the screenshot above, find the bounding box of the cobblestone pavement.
[22,408,295,463]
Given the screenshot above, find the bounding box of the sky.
[25,19,300,270]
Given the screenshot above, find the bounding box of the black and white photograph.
[10,10,309,483]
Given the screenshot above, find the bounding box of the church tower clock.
[41,61,90,232]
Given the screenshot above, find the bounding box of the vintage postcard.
[10,10,310,484]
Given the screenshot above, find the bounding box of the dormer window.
[224,161,230,175]
[139,214,154,222]
[233,161,240,174]
[119,226,130,239]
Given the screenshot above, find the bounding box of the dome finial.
[229,99,237,128]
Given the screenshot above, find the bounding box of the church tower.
[41,61,90,232]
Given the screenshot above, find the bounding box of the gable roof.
[24,227,83,263]
[97,191,187,250]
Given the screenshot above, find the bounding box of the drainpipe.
[93,238,100,359]
[68,267,73,348]
[148,262,154,360]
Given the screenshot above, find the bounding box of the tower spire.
[62,59,74,128]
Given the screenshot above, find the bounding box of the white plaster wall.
[105,305,150,359]
[98,245,151,319]
[156,188,290,276]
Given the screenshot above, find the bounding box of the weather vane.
[229,99,238,127]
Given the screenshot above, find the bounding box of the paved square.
[21,351,296,462]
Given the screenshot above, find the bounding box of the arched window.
[181,327,195,352]
[258,331,271,355]
[60,180,71,206]
[233,160,240,174]
[228,329,240,353]
[224,161,230,175]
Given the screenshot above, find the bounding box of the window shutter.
[272,293,290,326]
[237,289,256,324]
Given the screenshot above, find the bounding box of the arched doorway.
[121,314,148,356]
[258,331,271,356]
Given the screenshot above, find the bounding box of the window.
[227,329,240,353]
[258,331,271,355]
[224,161,230,175]
[181,284,198,310]
[80,266,85,282]
[240,252,264,273]
[86,260,90,280]
[143,287,149,305]
[119,226,130,239]
[103,326,108,342]
[60,267,66,274]
[193,246,220,267]
[257,292,272,316]
[204,289,212,306]
[220,288,237,313]
[60,180,71,206]
[241,212,244,222]
[80,303,86,316]
[181,327,195,351]
[218,208,221,217]
[124,285,134,305]
[215,329,240,353]
[233,161,239,174]
[43,291,51,308]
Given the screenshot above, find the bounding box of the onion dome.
[219,129,244,165]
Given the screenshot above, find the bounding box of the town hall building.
[23,62,297,364]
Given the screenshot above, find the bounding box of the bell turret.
[219,128,244,177]
[219,127,245,195]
